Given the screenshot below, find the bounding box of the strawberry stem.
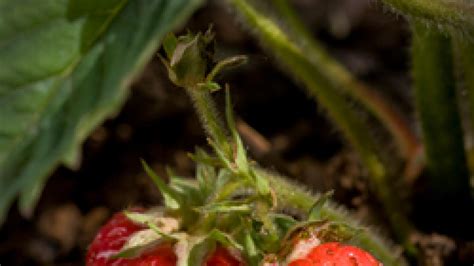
[381,0,474,37]
[271,0,420,165]
[186,87,233,159]
[411,20,473,234]
[225,0,416,256]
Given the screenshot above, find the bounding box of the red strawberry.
[288,242,382,266]
[86,210,142,265]
[122,244,177,266]
[86,209,177,266]
[87,210,245,266]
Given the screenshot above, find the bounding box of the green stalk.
[186,87,232,158]
[272,0,419,162]
[226,0,415,252]
[455,38,474,171]
[411,20,472,224]
[227,0,383,185]
[185,85,407,265]
[381,0,474,35]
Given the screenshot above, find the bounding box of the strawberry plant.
[1,0,474,265]
[83,31,398,265]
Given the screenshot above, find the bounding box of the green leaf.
[163,33,178,60]
[271,213,297,236]
[215,169,233,191]
[169,176,204,205]
[112,228,165,259]
[141,160,182,209]
[174,229,243,266]
[197,81,221,92]
[165,32,212,88]
[185,238,215,266]
[225,88,248,172]
[189,148,222,167]
[123,209,178,230]
[174,234,213,266]
[205,55,248,82]
[115,209,181,258]
[195,200,253,214]
[195,149,217,197]
[0,0,203,221]
[308,190,334,221]
[224,87,271,197]
[146,221,180,241]
[207,229,243,251]
[242,229,261,266]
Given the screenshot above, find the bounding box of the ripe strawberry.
[86,209,177,266]
[287,242,382,266]
[87,209,244,266]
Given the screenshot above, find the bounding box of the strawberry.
[86,209,178,266]
[87,209,244,266]
[287,242,382,266]
[86,210,143,265]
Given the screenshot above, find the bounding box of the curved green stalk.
[272,0,419,162]
[226,0,415,252]
[382,0,474,36]
[412,20,472,223]
[226,0,383,183]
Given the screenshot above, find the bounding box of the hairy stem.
[186,87,232,157]
[381,0,474,35]
[227,0,384,184]
[272,0,419,162]
[226,0,416,252]
[412,20,473,231]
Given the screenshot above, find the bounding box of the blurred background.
[1,0,471,265]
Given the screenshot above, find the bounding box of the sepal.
[160,31,215,88]
[141,159,182,210]
[308,190,334,221]
[111,209,180,259]
[111,228,167,259]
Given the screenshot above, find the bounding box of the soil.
[1,0,473,265]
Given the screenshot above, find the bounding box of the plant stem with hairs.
[412,20,473,233]
[382,0,474,36]
[226,0,416,254]
[271,0,420,165]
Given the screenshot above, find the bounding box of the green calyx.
[116,91,362,265]
[160,30,213,88]
[160,29,247,91]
